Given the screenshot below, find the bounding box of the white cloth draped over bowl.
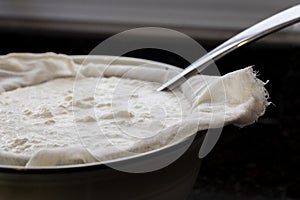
[0,53,269,167]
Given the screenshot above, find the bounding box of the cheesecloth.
[0,53,269,167]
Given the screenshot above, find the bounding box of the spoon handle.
[157,4,300,92]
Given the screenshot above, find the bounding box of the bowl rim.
[0,133,204,173]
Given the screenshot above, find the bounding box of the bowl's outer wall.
[0,134,204,200]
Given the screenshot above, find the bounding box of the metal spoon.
[157,4,300,92]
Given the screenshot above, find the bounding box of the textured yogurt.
[0,76,191,156]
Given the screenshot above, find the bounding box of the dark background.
[0,28,299,200]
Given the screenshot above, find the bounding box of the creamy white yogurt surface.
[0,76,191,155]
